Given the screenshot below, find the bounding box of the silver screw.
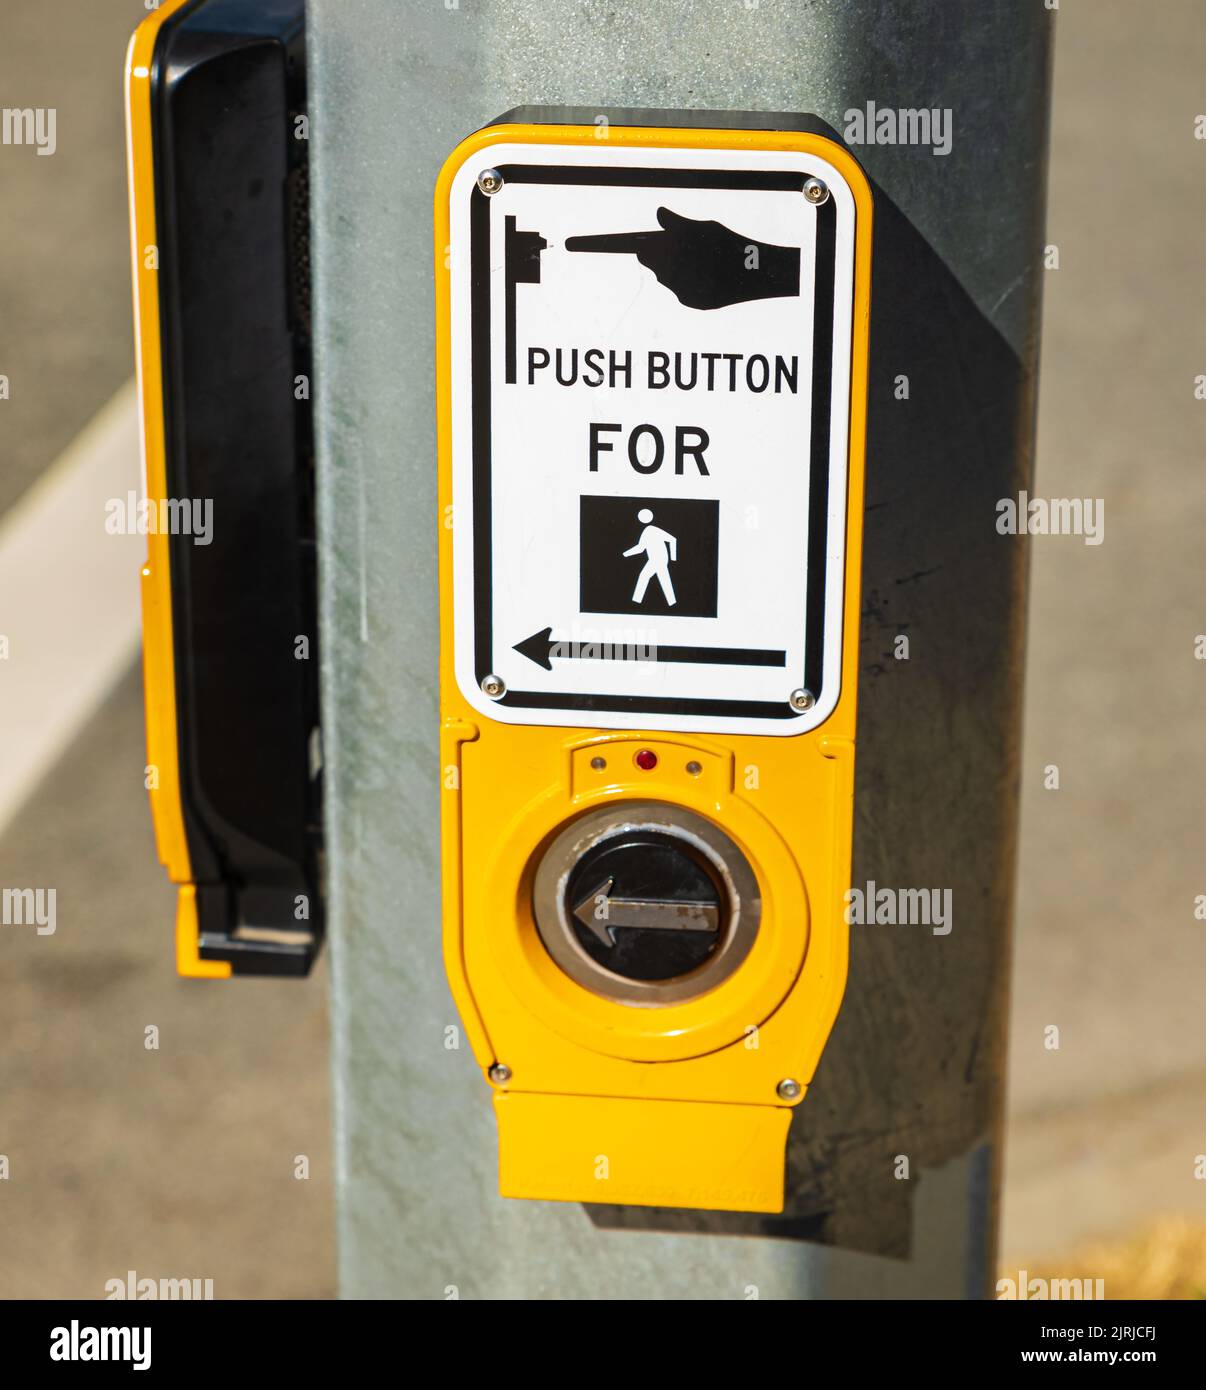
[481,674,506,699]
[590,756,607,771]
[777,1078,802,1101]
[477,168,504,196]
[685,760,703,777]
[803,177,829,205]
[788,688,815,712]
[488,1063,512,1085]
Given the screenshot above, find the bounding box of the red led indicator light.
[634,749,658,771]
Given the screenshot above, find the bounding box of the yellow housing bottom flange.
[496,1093,793,1212]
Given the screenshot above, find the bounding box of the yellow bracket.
[127,1,226,980]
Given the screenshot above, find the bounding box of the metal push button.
[568,832,723,981]
[532,802,761,1006]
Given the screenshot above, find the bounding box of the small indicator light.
[634,749,658,771]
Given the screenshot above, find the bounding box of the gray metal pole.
[309,0,1051,1298]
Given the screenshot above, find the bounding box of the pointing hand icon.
[565,207,801,310]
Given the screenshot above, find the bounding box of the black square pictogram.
[579,495,719,618]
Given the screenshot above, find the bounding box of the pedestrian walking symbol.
[579,495,719,618]
[624,508,678,606]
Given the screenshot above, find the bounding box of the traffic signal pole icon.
[436,111,872,1212]
[504,216,547,384]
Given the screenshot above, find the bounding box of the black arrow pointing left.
[513,626,785,672]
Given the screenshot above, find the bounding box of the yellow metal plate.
[435,117,873,1210]
[496,1092,792,1213]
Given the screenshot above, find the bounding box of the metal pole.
[309,0,1051,1297]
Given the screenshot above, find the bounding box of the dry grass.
[1011,1219,1206,1300]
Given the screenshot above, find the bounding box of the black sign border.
[470,161,843,722]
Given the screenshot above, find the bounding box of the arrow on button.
[572,877,721,948]
[514,626,786,672]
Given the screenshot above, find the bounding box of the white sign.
[448,139,858,735]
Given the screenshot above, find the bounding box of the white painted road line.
[0,381,143,839]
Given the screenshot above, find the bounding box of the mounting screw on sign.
[477,168,504,195]
[789,688,815,712]
[803,177,830,205]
